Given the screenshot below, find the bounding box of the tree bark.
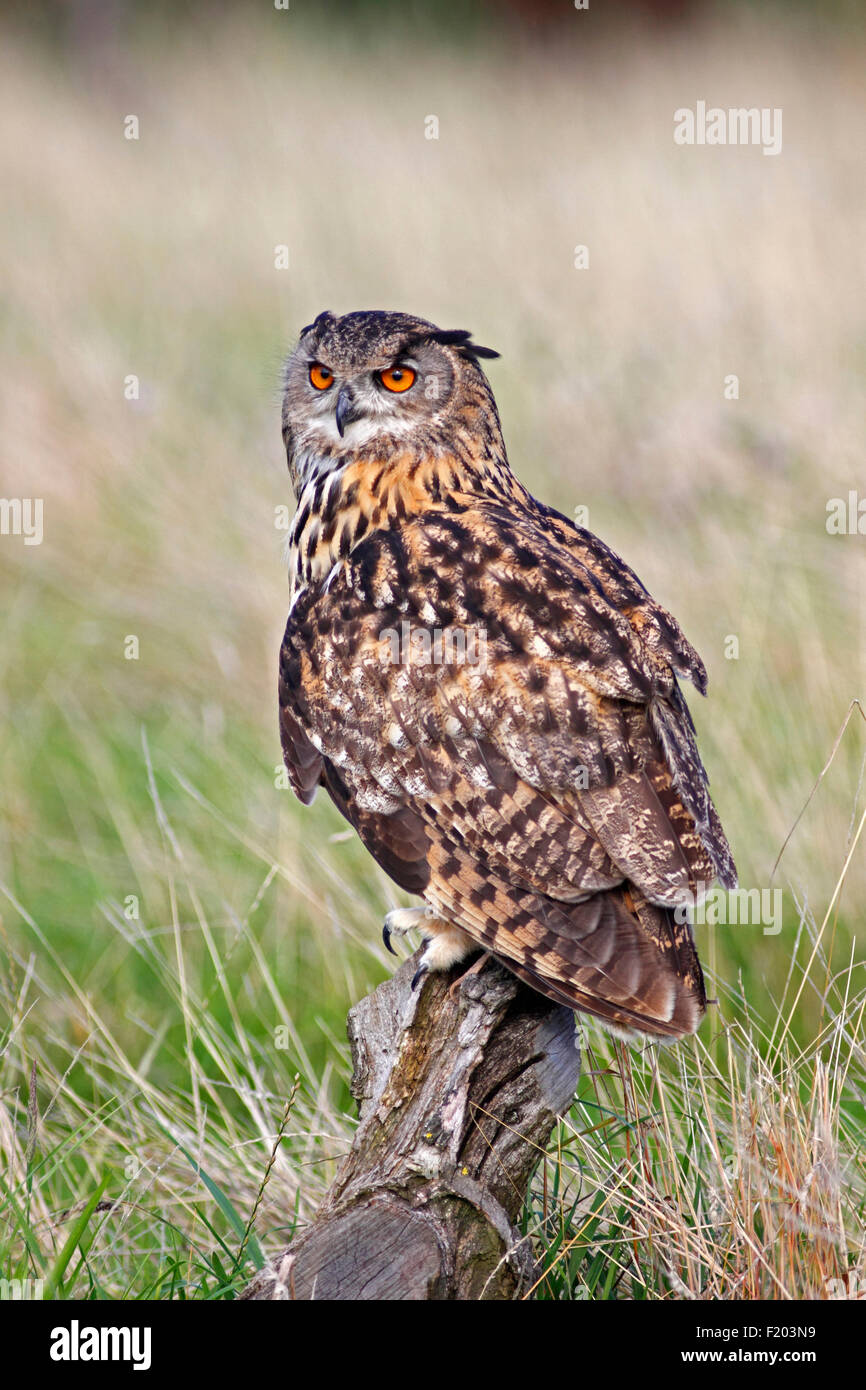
[241,950,580,1301]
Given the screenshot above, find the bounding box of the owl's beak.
[335,385,363,437]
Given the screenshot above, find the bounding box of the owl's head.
[281,309,500,489]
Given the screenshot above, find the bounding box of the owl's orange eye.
[309,363,334,391]
[379,365,416,393]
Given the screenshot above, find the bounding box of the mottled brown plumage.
[277,310,736,1040]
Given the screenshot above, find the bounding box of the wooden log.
[241,949,580,1301]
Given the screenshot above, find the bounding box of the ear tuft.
[428,328,500,362]
[300,310,333,338]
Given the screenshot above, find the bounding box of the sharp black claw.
[383,923,397,956]
[411,964,428,992]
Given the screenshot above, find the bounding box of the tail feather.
[424,832,707,1039]
[499,888,706,1041]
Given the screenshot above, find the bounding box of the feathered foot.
[381,907,476,991]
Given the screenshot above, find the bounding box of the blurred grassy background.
[1,0,865,1297]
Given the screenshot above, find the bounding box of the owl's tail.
[488,885,707,1042]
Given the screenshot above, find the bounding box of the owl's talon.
[385,915,483,992]
[383,906,431,950]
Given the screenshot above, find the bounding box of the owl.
[277,310,736,1040]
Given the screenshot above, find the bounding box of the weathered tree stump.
[242,950,580,1301]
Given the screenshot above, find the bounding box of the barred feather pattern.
[277,310,737,1040]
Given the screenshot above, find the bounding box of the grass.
[532,947,866,1300]
[1,6,865,1299]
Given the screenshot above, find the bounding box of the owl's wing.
[529,497,712,696]
[343,501,735,895]
[279,501,734,1035]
